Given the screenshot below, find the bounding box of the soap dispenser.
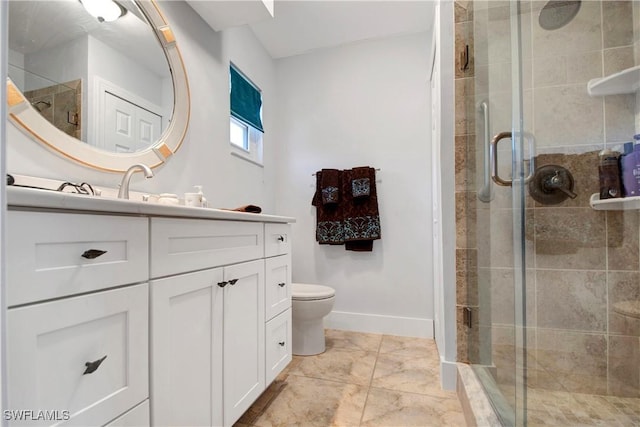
[195,185,207,208]
[185,185,207,207]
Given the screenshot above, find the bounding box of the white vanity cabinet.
[6,192,294,427]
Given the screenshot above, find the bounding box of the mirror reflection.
[8,0,174,153]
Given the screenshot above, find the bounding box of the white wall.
[7,49,24,90]
[274,33,434,337]
[6,1,277,213]
[23,36,88,92]
[1,0,7,414]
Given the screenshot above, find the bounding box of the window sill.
[230,150,264,168]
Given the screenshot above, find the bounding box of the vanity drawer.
[7,284,149,427]
[151,218,264,278]
[265,254,291,321]
[7,211,149,306]
[105,400,150,427]
[265,223,291,257]
[265,308,292,385]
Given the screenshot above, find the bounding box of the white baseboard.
[324,310,434,338]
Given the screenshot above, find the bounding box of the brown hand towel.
[342,167,380,252]
[222,205,262,213]
[320,168,341,205]
[312,170,345,244]
[351,166,371,199]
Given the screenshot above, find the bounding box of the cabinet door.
[7,284,148,427]
[265,254,292,321]
[223,259,265,427]
[151,268,224,427]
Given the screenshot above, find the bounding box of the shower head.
[539,0,581,31]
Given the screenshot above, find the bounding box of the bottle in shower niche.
[598,149,622,199]
[621,135,640,197]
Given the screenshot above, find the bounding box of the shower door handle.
[491,131,513,186]
[491,131,536,187]
[478,101,493,201]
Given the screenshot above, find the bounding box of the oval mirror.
[6,0,189,172]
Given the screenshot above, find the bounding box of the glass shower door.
[471,1,530,425]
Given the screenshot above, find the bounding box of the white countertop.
[7,186,295,224]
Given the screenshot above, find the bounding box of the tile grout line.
[358,334,384,426]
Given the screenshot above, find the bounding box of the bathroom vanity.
[6,187,294,427]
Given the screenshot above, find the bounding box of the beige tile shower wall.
[523,1,639,398]
[454,0,479,364]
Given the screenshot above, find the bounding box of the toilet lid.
[292,283,335,301]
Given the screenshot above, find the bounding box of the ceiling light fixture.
[80,0,126,23]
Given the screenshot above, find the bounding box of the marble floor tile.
[360,388,466,427]
[371,352,441,395]
[379,335,439,358]
[252,375,368,427]
[236,331,463,427]
[325,329,383,353]
[288,347,377,386]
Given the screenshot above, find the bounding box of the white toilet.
[291,283,336,356]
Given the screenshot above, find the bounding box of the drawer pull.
[228,279,239,286]
[83,355,107,375]
[277,235,285,242]
[278,282,286,287]
[217,281,228,288]
[278,341,285,346]
[81,249,107,259]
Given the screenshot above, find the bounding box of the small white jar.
[157,193,180,205]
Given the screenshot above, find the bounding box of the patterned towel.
[312,170,345,244]
[342,167,380,252]
[351,166,371,199]
[320,168,341,205]
[312,167,381,251]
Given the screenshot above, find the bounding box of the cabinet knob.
[217,281,228,288]
[278,341,285,347]
[83,355,107,375]
[228,279,238,286]
[278,282,286,287]
[277,235,285,242]
[81,249,107,259]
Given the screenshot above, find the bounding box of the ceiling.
[247,1,435,59]
[8,0,169,78]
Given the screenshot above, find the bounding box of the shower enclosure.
[456,1,640,425]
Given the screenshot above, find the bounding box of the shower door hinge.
[459,44,470,72]
[463,307,473,328]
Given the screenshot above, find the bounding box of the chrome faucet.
[118,164,154,199]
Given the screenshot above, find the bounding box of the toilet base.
[292,318,326,356]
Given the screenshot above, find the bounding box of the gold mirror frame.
[6,0,190,173]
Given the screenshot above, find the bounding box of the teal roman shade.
[230,65,264,133]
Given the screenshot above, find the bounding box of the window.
[230,64,263,165]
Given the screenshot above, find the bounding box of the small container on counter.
[598,149,622,199]
[157,193,180,205]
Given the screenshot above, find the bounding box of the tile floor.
[235,329,466,427]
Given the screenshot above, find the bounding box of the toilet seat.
[292,283,335,301]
